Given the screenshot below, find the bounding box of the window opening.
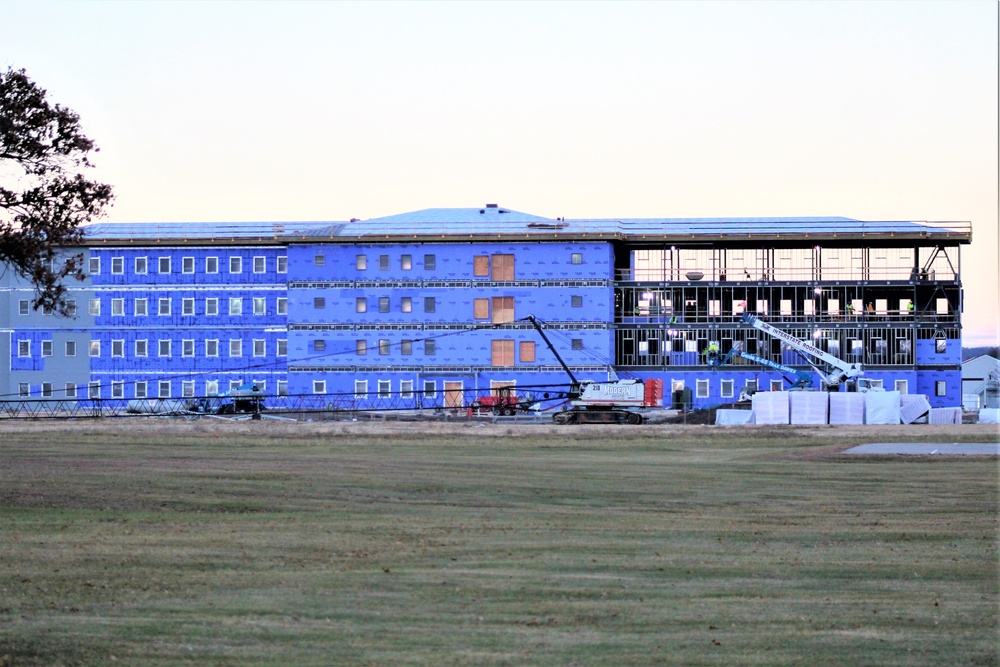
[492,339,515,366]
[492,254,514,280]
[491,297,514,323]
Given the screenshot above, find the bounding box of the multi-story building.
[1,205,971,411]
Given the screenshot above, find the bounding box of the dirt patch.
[1,416,997,441]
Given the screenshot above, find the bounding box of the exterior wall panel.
[0,212,970,413]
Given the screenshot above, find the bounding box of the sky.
[1,0,997,345]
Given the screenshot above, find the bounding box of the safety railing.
[616,266,956,282]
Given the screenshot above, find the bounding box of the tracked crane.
[523,315,661,424]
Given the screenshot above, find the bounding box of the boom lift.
[710,346,814,390]
[523,315,661,424]
[739,314,880,392]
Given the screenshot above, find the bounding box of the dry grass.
[0,420,996,666]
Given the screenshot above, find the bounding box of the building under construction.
[1,205,971,412]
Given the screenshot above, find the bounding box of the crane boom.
[520,315,657,423]
[522,315,580,390]
[719,348,813,390]
[741,313,863,390]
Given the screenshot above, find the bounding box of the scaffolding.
[613,242,961,370]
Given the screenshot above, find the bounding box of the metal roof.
[611,217,972,241]
[81,206,972,244]
[367,206,553,224]
[82,221,341,244]
[300,206,569,238]
[300,209,972,243]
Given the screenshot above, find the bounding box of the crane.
[522,315,660,424]
[710,345,814,390]
[740,313,879,392]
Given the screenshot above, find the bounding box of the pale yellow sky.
[2,1,997,344]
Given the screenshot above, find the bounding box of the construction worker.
[706,340,720,366]
[907,301,915,317]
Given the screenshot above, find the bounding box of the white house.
[962,355,1000,410]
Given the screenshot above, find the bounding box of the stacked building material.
[752,392,790,425]
[864,391,902,424]
[790,391,829,424]
[829,392,865,425]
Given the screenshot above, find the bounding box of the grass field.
[0,421,997,666]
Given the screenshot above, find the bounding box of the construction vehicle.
[184,382,266,416]
[215,382,266,415]
[470,385,532,416]
[709,344,814,391]
[523,315,662,424]
[739,313,881,392]
[125,383,266,418]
